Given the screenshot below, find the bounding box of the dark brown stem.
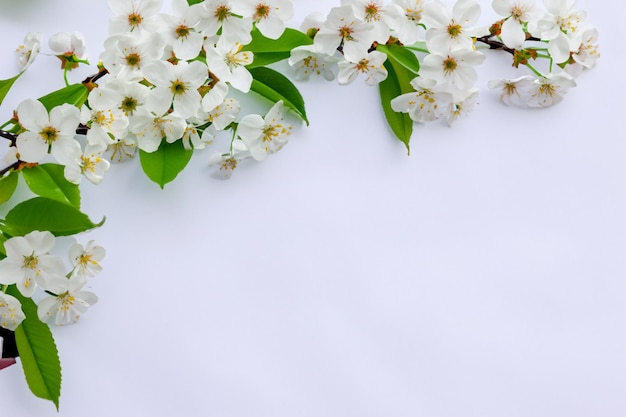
[476,35,516,55]
[0,130,17,145]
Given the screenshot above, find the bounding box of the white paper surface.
[1,0,625,416]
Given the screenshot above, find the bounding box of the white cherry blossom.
[422,0,483,54]
[526,73,576,107]
[337,50,388,85]
[0,231,67,298]
[0,293,25,331]
[159,0,205,60]
[142,60,208,119]
[492,0,541,48]
[16,99,81,165]
[205,39,254,93]
[37,275,98,326]
[391,77,453,123]
[314,5,376,63]
[237,101,292,161]
[232,0,293,40]
[288,45,340,81]
[15,32,41,70]
[199,0,253,44]
[107,0,163,34]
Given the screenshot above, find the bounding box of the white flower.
[205,39,254,93]
[107,0,163,34]
[0,231,67,298]
[232,0,293,40]
[569,26,599,70]
[82,87,129,150]
[526,73,576,107]
[419,48,485,93]
[314,5,376,63]
[104,77,150,117]
[142,60,208,119]
[100,32,165,81]
[199,0,253,44]
[207,97,240,130]
[208,139,251,179]
[129,108,187,152]
[342,0,405,44]
[391,77,453,123]
[337,50,388,85]
[422,0,482,54]
[391,0,426,44]
[492,0,541,48]
[16,99,81,165]
[182,121,214,151]
[237,101,293,161]
[446,89,478,126]
[201,81,229,113]
[288,45,339,81]
[159,0,205,60]
[15,32,41,70]
[533,0,586,40]
[68,240,105,281]
[37,276,98,326]
[0,293,25,331]
[49,32,87,57]
[64,143,111,185]
[488,75,536,106]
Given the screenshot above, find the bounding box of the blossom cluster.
[0,232,103,329]
[288,0,599,127]
[9,0,299,185]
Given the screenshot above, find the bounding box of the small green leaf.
[243,27,313,68]
[7,287,62,410]
[246,52,295,69]
[0,170,19,205]
[2,197,104,237]
[186,0,203,4]
[0,73,22,106]
[38,83,88,111]
[379,59,414,153]
[376,44,420,75]
[243,27,312,56]
[139,140,193,188]
[22,164,80,208]
[249,67,308,125]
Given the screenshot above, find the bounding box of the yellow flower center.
[364,3,381,22]
[442,56,458,74]
[125,53,141,67]
[170,80,188,95]
[214,5,231,22]
[39,126,58,144]
[23,254,38,270]
[339,26,354,42]
[128,12,143,28]
[254,3,270,21]
[447,23,462,38]
[175,25,191,40]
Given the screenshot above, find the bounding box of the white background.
[1,0,625,416]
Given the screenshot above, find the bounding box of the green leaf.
[22,164,80,208]
[379,59,415,153]
[139,140,193,188]
[249,66,308,125]
[0,73,22,107]
[376,44,420,75]
[0,170,19,205]
[243,28,313,68]
[1,197,104,237]
[7,287,62,410]
[186,0,203,4]
[38,83,88,111]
